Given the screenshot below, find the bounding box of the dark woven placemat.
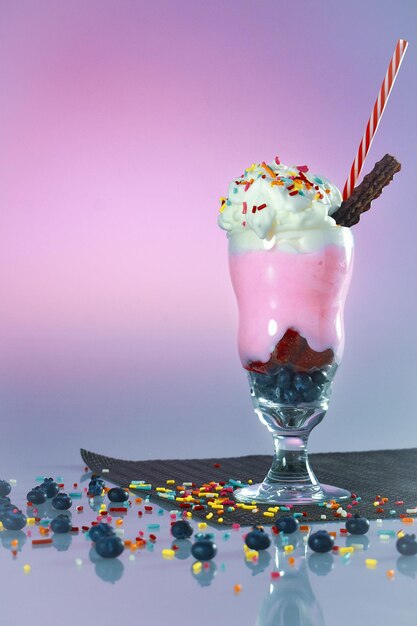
[80,448,417,526]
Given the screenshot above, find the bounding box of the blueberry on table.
[95,535,124,558]
[276,367,293,389]
[88,479,105,497]
[89,523,116,543]
[107,487,129,503]
[293,373,313,391]
[2,510,27,531]
[274,517,299,534]
[171,520,193,540]
[245,526,271,551]
[191,535,217,561]
[51,493,72,510]
[308,530,334,553]
[50,514,72,534]
[27,487,47,505]
[39,478,60,499]
[396,534,417,556]
[345,514,370,535]
[0,480,11,497]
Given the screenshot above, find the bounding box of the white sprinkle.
[102,469,110,473]
[376,519,383,526]
[75,558,83,566]
[320,515,327,520]
[128,554,135,561]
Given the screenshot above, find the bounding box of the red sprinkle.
[271,571,281,579]
[257,204,267,211]
[242,202,247,215]
[32,539,53,546]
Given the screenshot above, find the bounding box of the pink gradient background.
[1,0,416,467]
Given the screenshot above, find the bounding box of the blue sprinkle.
[280,506,290,512]
[226,199,231,205]
[223,532,231,541]
[233,187,238,194]
[293,513,303,518]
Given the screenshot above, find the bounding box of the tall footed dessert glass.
[219,159,354,504]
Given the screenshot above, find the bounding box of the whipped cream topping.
[218,159,345,253]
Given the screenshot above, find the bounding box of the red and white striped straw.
[342,39,408,201]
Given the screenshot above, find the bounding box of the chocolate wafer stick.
[332,154,401,227]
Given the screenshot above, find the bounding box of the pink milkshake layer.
[229,243,354,367]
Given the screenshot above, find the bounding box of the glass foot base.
[234,482,351,505]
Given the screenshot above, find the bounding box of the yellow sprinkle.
[26,518,36,526]
[267,507,279,513]
[284,545,294,554]
[156,488,166,492]
[245,549,259,561]
[263,512,274,518]
[365,558,378,568]
[397,530,405,538]
[192,561,202,574]
[218,518,224,524]
[23,564,31,574]
[166,480,175,485]
[339,547,354,555]
[198,522,207,530]
[373,501,379,507]
[247,479,253,484]
[0,521,3,531]
[206,512,213,520]
[162,549,175,560]
[186,512,192,518]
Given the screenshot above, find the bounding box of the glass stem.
[266,433,319,489]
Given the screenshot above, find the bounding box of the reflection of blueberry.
[274,517,299,534]
[95,535,124,558]
[52,493,72,510]
[171,520,193,540]
[308,552,334,575]
[277,367,293,389]
[302,385,323,403]
[2,510,27,531]
[312,370,328,385]
[293,373,313,391]
[345,514,370,535]
[308,530,334,553]
[245,527,271,551]
[172,539,192,559]
[27,487,47,505]
[396,534,417,556]
[191,536,217,561]
[107,488,129,503]
[51,514,72,534]
[0,481,11,497]
[89,523,116,543]
[40,478,60,499]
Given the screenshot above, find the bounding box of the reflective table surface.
[1,463,417,626]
